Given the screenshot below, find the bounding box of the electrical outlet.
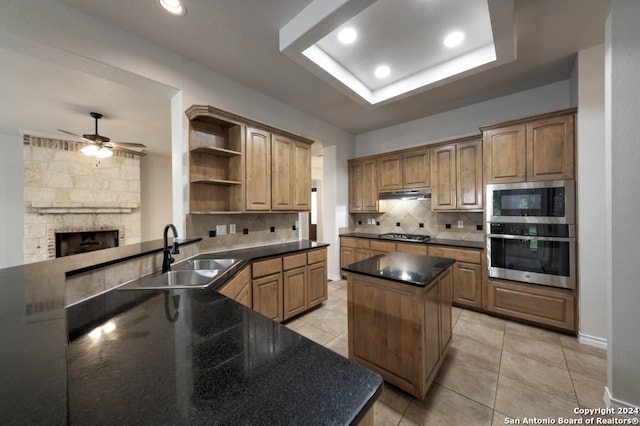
[243,228,249,235]
[270,226,275,233]
[445,224,451,229]
[229,224,236,234]
[209,230,216,237]
[216,224,227,235]
[457,220,464,229]
[476,224,483,231]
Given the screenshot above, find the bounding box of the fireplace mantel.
[31,202,138,214]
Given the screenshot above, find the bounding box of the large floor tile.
[378,383,413,415]
[502,331,566,367]
[499,350,576,402]
[305,309,348,336]
[435,355,498,408]
[563,347,607,382]
[403,383,493,426]
[447,334,502,374]
[559,334,607,359]
[324,336,348,358]
[373,401,404,426]
[505,320,561,346]
[453,316,505,349]
[495,374,579,420]
[571,371,607,409]
[293,322,336,345]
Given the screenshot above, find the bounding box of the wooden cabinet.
[377,154,402,191]
[245,126,272,211]
[346,265,453,398]
[307,248,328,308]
[483,109,575,183]
[402,147,430,188]
[340,237,371,275]
[218,266,252,308]
[252,257,283,321]
[431,137,483,211]
[485,278,576,332]
[428,245,483,310]
[186,108,244,213]
[369,239,396,256]
[396,242,427,255]
[283,253,307,320]
[272,134,312,211]
[349,158,378,212]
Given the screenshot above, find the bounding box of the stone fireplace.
[23,135,141,263]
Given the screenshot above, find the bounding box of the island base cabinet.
[347,267,452,399]
[485,279,576,332]
[218,266,252,308]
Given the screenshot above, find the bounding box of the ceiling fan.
[58,112,147,157]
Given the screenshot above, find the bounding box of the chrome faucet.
[162,224,180,273]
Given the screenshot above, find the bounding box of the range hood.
[378,189,431,200]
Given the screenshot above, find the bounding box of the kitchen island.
[342,252,455,399]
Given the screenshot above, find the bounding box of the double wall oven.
[486,180,576,290]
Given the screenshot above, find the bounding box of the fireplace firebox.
[55,230,119,258]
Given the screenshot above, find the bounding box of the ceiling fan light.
[81,145,99,156]
[159,0,186,16]
[96,147,113,158]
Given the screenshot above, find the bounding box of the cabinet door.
[252,273,283,321]
[361,158,379,212]
[271,133,293,210]
[283,267,307,320]
[431,144,457,210]
[453,262,482,309]
[526,114,575,181]
[292,140,311,210]
[377,154,403,191]
[456,139,483,210]
[355,248,371,263]
[403,147,430,188]
[246,127,271,211]
[438,268,453,353]
[395,243,427,255]
[307,261,327,308]
[348,160,363,212]
[218,266,252,308]
[483,124,526,184]
[340,247,355,271]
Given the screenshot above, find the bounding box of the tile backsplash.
[348,199,484,242]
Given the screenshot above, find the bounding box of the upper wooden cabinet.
[246,126,272,211]
[402,147,430,189]
[431,137,483,211]
[377,154,402,191]
[483,109,575,183]
[271,134,312,211]
[349,158,378,212]
[186,107,245,214]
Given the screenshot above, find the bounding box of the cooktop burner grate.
[378,233,430,243]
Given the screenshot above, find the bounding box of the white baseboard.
[604,386,640,418]
[328,273,342,281]
[578,332,608,350]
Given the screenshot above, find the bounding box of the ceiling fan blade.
[110,146,147,156]
[57,129,97,144]
[107,141,147,148]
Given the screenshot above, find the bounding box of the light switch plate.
[457,220,464,228]
[216,224,227,235]
[229,224,236,234]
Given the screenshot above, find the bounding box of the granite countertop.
[342,252,456,287]
[340,232,485,250]
[67,285,382,425]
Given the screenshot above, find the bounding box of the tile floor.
[284,280,609,426]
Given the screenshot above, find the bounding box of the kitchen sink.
[117,257,242,291]
[174,258,240,271]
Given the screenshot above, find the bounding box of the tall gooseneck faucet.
[162,224,180,273]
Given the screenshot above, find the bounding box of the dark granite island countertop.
[67,286,382,425]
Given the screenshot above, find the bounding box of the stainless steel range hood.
[378,189,431,200]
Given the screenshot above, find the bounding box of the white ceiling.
[0,0,605,156]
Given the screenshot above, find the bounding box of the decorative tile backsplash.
[348,199,484,242]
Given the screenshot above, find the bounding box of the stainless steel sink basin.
[118,257,241,291]
[174,258,240,271]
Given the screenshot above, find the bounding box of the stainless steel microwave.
[486,179,575,224]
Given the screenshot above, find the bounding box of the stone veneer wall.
[23,136,141,263]
[347,199,484,242]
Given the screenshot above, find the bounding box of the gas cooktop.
[378,233,430,243]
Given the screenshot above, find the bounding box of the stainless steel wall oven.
[486,180,576,290]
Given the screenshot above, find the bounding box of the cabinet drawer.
[428,246,482,264]
[341,237,370,249]
[307,248,327,264]
[370,240,396,252]
[283,253,306,270]
[395,242,427,255]
[252,257,282,278]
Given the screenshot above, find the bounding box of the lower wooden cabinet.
[283,253,308,320]
[252,257,283,321]
[485,278,576,332]
[307,249,328,308]
[218,266,252,308]
[396,242,427,255]
[428,245,483,310]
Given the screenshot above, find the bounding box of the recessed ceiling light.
[338,28,357,44]
[159,0,186,16]
[374,65,391,79]
[443,31,465,48]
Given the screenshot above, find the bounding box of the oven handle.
[487,234,574,242]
